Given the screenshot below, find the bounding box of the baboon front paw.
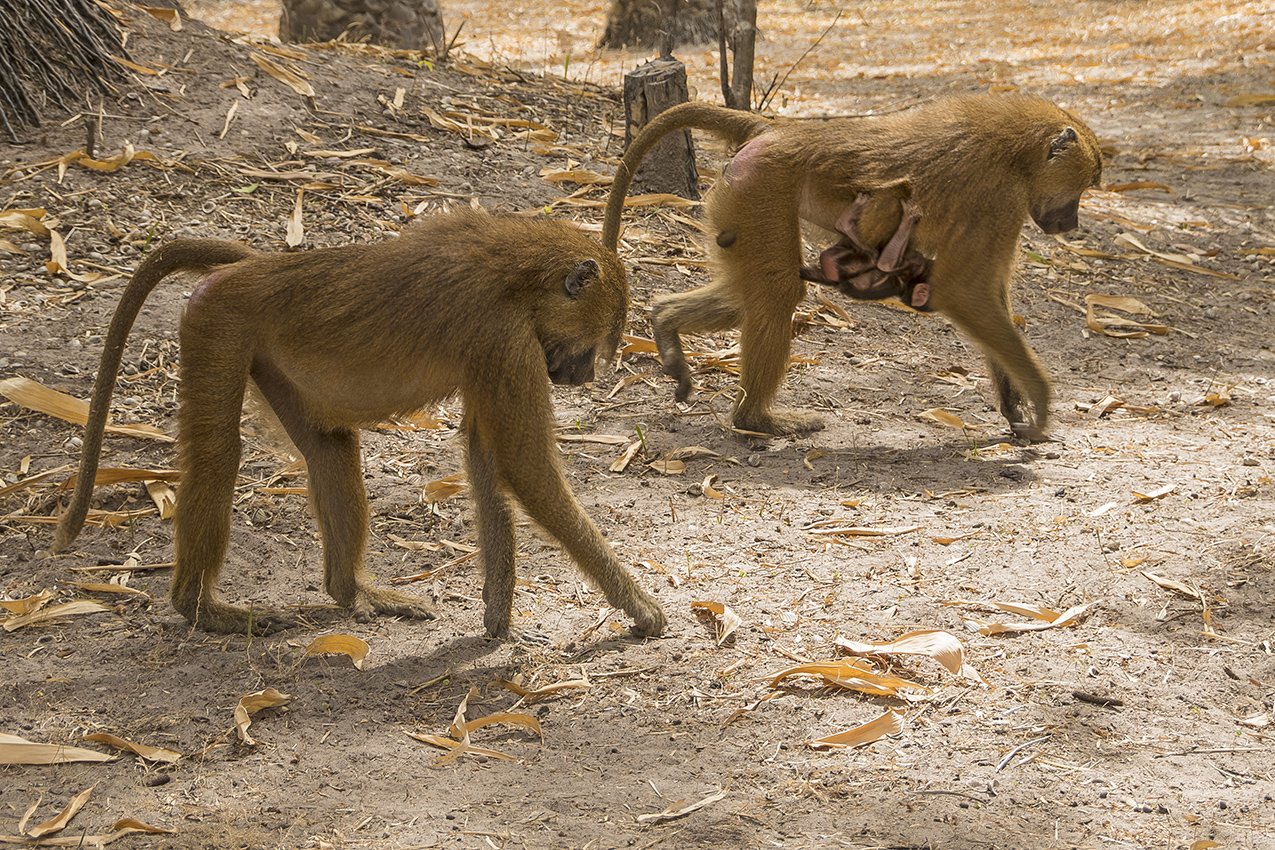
[628,595,667,637]
[735,407,825,436]
[352,586,439,623]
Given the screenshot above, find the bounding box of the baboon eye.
[1048,126,1078,160]
[563,259,599,299]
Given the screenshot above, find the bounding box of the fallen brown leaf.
[805,521,921,538]
[835,629,976,679]
[25,786,94,838]
[300,634,370,669]
[962,601,1097,636]
[498,676,591,704]
[769,659,930,698]
[610,440,642,472]
[648,459,686,475]
[139,5,182,30]
[1132,483,1175,503]
[809,709,903,749]
[0,590,53,615]
[250,53,315,97]
[1141,571,1200,600]
[0,208,50,236]
[635,788,727,825]
[919,408,968,429]
[82,733,180,764]
[0,376,173,442]
[405,732,516,763]
[0,733,114,765]
[690,600,741,645]
[232,688,291,746]
[67,581,149,600]
[423,472,467,503]
[2,600,111,632]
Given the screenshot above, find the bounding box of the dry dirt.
[1,2,1273,849]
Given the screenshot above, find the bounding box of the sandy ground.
[1,2,1273,849]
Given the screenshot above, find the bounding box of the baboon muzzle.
[547,348,596,386]
[1032,200,1080,234]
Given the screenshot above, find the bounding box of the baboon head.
[540,252,629,386]
[1029,123,1104,234]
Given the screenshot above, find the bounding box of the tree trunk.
[0,0,128,142]
[279,0,446,53]
[718,0,756,110]
[622,58,699,199]
[600,0,722,50]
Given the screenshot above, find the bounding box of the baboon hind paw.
[1009,420,1050,443]
[484,607,512,640]
[182,598,294,635]
[652,323,693,402]
[734,407,825,436]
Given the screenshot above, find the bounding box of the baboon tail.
[602,102,771,250]
[52,239,256,553]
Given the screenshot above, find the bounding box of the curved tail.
[602,102,770,251]
[52,239,256,553]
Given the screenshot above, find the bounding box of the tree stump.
[622,58,699,200]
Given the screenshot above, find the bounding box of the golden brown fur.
[54,209,666,638]
[603,94,1103,438]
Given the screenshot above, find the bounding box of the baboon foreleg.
[941,296,1051,440]
[465,420,517,638]
[254,363,437,625]
[474,399,666,637]
[309,428,435,620]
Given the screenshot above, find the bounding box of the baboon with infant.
[604,94,1103,439]
[54,209,666,639]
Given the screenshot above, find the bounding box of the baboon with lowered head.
[603,94,1103,439]
[54,209,667,639]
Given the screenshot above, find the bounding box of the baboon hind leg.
[726,246,821,434]
[253,363,438,623]
[987,360,1027,434]
[169,335,289,633]
[650,282,740,403]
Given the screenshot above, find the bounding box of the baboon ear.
[564,259,599,299]
[1048,126,1079,159]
